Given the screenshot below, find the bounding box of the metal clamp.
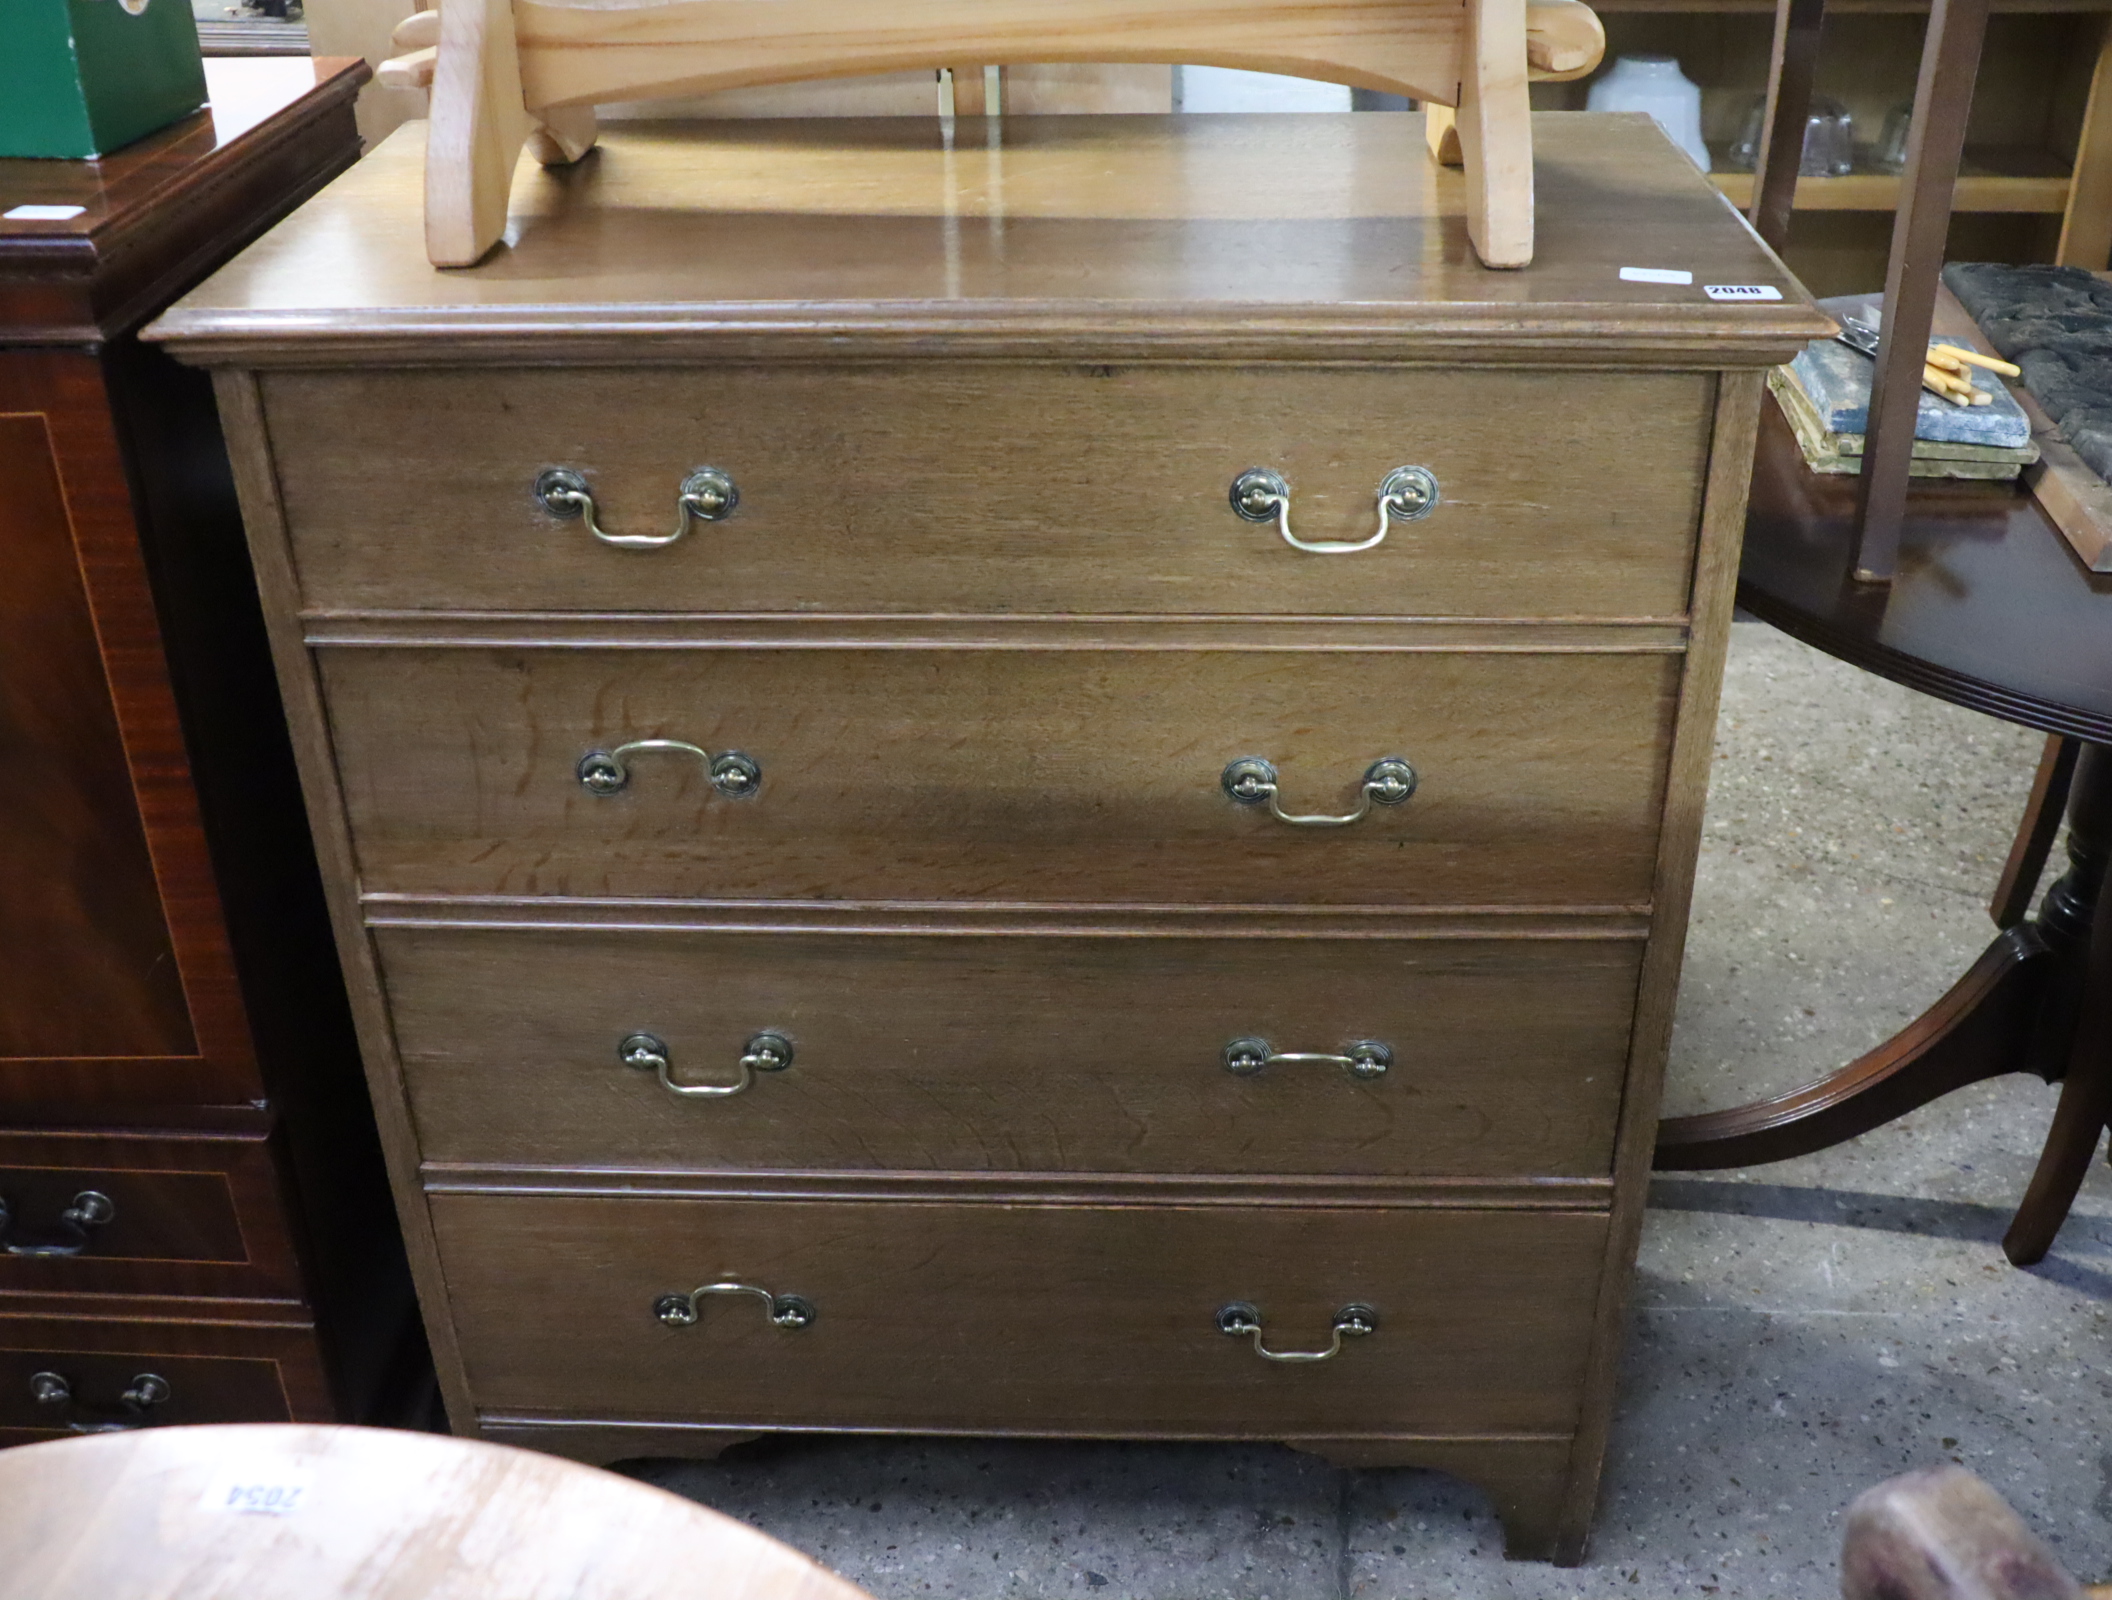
[1221,757,1416,827]
[1230,466,1438,554]
[30,1369,171,1432]
[653,1282,817,1331]
[1222,1038,1392,1081]
[578,740,761,799]
[0,1190,115,1258]
[1215,1302,1378,1363]
[535,466,737,548]
[621,1031,792,1098]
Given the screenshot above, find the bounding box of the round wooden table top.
[1738,406,2112,746]
[0,1423,871,1600]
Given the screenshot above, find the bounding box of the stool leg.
[1456,0,1534,268]
[427,0,535,267]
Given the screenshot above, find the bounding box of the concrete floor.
[627,621,2112,1597]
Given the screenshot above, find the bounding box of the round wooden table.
[1653,404,2112,1266]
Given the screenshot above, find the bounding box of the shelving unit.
[1534,0,2112,291]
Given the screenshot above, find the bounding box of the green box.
[1,0,207,159]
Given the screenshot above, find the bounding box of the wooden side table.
[0,58,424,1437]
[1655,400,2112,1267]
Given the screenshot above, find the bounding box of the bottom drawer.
[434,1194,1608,1436]
[0,1334,308,1443]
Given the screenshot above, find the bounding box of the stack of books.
[1771,336,2038,480]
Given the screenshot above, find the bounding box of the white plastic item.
[1585,54,1709,170]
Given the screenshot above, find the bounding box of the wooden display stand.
[377,0,1605,270]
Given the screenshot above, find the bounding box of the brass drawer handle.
[654,1282,817,1330]
[1221,1038,1391,1081]
[1230,466,1438,554]
[578,740,760,798]
[1216,1302,1378,1363]
[620,1031,792,1098]
[30,1369,171,1432]
[0,1190,115,1258]
[1222,756,1416,827]
[535,466,737,548]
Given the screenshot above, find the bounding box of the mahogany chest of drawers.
[1,58,420,1444]
[152,109,1826,1561]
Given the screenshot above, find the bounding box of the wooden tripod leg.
[1454,0,1534,268]
[1991,735,2080,930]
[1654,926,2053,1169]
[2003,748,2112,1265]
[425,0,534,267]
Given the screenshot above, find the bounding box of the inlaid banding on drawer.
[379,925,1640,1177]
[263,366,1710,619]
[320,647,1679,905]
[431,1194,1607,1435]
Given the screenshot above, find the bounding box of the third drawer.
[380,924,1640,1178]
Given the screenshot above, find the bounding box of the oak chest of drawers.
[152,108,1827,1562]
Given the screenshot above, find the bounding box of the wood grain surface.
[147,115,1829,367]
[0,1423,872,1599]
[377,924,1642,1176]
[318,646,1679,906]
[510,0,1470,110]
[265,365,1709,620]
[0,1128,306,1303]
[0,406,195,1065]
[431,1194,1607,1434]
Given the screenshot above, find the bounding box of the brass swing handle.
[1230,466,1438,554]
[1222,757,1416,827]
[654,1282,817,1331]
[620,1031,792,1099]
[536,467,737,549]
[29,1369,171,1432]
[1222,1038,1391,1081]
[0,1190,115,1257]
[578,740,760,798]
[1216,1302,1378,1363]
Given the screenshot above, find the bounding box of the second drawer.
[324,646,1680,906]
[381,924,1639,1178]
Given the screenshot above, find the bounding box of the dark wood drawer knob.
[29,1369,170,1432]
[0,1190,114,1257]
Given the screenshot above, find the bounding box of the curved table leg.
[1655,927,2053,1170]
[2003,775,2112,1265]
[1660,743,2111,1263]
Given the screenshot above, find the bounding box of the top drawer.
[263,366,1711,619]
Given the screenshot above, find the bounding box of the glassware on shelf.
[1585,55,1709,170]
[1874,103,1915,173]
[1724,93,1857,176]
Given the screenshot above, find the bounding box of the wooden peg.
[392,6,440,51]
[378,45,436,90]
[1526,0,1605,77]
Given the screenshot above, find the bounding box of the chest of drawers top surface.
[148,112,1826,365]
